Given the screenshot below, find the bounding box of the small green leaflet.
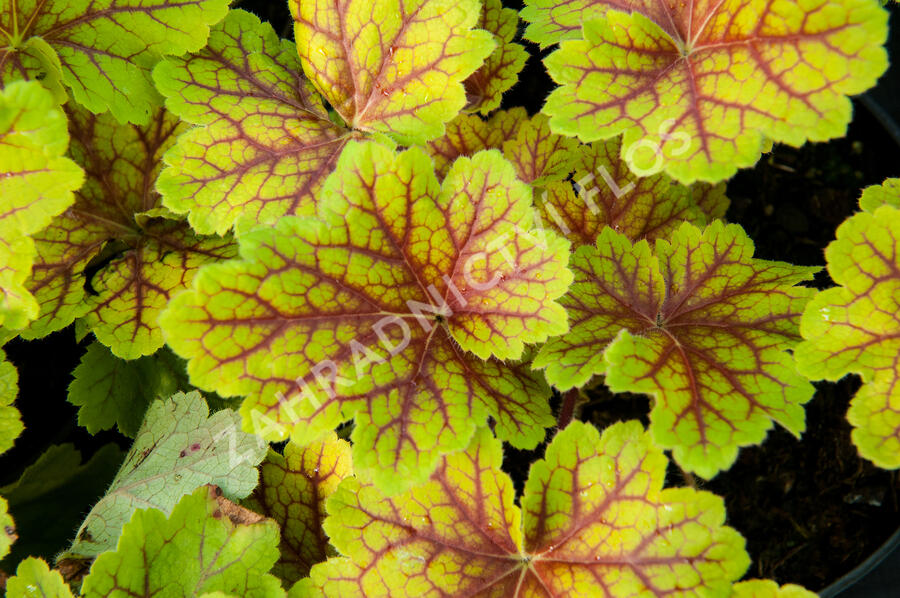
[161,141,571,494]
[859,177,900,210]
[0,0,230,124]
[300,421,749,596]
[81,486,285,598]
[534,222,817,478]
[537,0,889,182]
[291,0,493,145]
[20,104,235,359]
[733,579,817,598]
[796,181,900,469]
[0,80,83,329]
[61,391,266,561]
[0,444,121,570]
[538,138,729,246]
[244,433,353,585]
[0,348,21,455]
[464,0,528,115]
[68,343,187,437]
[5,557,76,598]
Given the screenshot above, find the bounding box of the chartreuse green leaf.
[796,183,900,469]
[0,80,83,329]
[68,342,185,436]
[0,0,229,124]
[538,137,728,246]
[464,0,528,115]
[535,222,817,478]
[733,580,817,598]
[0,444,121,570]
[539,0,889,183]
[0,349,21,455]
[299,420,748,596]
[291,0,494,145]
[81,486,285,598]
[19,105,235,358]
[61,391,266,562]
[244,433,352,585]
[859,177,900,211]
[153,10,349,237]
[161,141,570,494]
[5,557,76,598]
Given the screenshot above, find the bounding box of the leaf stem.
[557,388,580,430]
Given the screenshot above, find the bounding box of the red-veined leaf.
[299,421,749,597]
[0,0,229,123]
[534,221,817,477]
[796,180,900,469]
[161,141,572,494]
[538,0,889,182]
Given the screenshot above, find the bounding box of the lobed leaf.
[796,183,900,469]
[541,0,889,183]
[81,486,285,598]
[302,420,749,596]
[62,391,266,561]
[733,579,818,598]
[0,80,83,328]
[290,0,494,145]
[464,0,528,115]
[19,105,235,358]
[5,557,75,598]
[535,222,817,477]
[0,0,230,124]
[161,141,571,494]
[538,138,729,246]
[244,433,353,585]
[153,9,349,236]
[68,342,185,437]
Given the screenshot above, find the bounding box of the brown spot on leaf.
[204,484,264,525]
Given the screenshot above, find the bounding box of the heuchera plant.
[0,0,893,594]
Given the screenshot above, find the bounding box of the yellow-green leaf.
[291,0,495,145]
[302,421,749,596]
[5,558,75,598]
[161,141,570,494]
[535,222,817,478]
[541,0,889,183]
[796,181,900,469]
[0,0,230,123]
